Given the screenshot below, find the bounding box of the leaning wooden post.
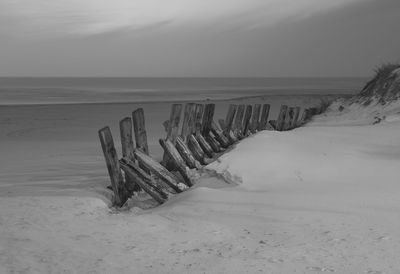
[233,104,245,139]
[283,107,295,131]
[291,106,301,129]
[276,105,288,131]
[242,105,253,136]
[119,117,140,192]
[250,104,261,133]
[162,104,183,169]
[98,126,128,207]
[258,104,270,131]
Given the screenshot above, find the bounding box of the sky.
[0,0,399,77]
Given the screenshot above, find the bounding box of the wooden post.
[162,104,183,169]
[188,134,209,165]
[251,104,261,133]
[194,104,204,134]
[258,104,270,131]
[298,108,309,126]
[224,104,237,135]
[242,105,252,136]
[196,134,214,158]
[120,158,167,204]
[159,139,193,187]
[283,107,295,131]
[276,105,288,131]
[291,106,301,129]
[134,150,183,193]
[175,136,200,169]
[181,103,196,141]
[119,117,140,192]
[205,133,223,153]
[233,104,245,138]
[132,108,149,154]
[202,104,215,135]
[98,126,128,207]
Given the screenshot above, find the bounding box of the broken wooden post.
[196,134,214,158]
[205,133,223,153]
[251,104,261,133]
[132,108,149,154]
[276,105,288,131]
[211,121,230,148]
[135,150,183,193]
[258,104,270,131]
[159,139,193,187]
[162,104,183,169]
[233,104,245,139]
[120,158,167,204]
[181,103,196,141]
[242,105,253,136]
[98,126,128,207]
[188,134,211,165]
[291,106,301,129]
[119,117,140,192]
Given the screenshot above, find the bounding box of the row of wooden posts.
[99,102,323,207]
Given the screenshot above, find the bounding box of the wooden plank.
[258,104,270,131]
[242,105,253,136]
[233,104,245,138]
[159,139,193,187]
[201,104,215,135]
[276,105,288,131]
[175,136,199,169]
[224,104,237,135]
[98,126,128,207]
[134,150,183,193]
[194,104,204,134]
[211,121,230,148]
[132,108,149,154]
[251,104,261,133]
[196,134,214,158]
[181,103,196,141]
[187,134,207,165]
[291,106,301,129]
[120,158,167,204]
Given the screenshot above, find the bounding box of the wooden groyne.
[99,102,325,207]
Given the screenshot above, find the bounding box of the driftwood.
[120,158,167,204]
[242,105,252,136]
[175,136,199,169]
[259,104,270,131]
[276,105,288,131]
[159,139,193,187]
[98,126,128,207]
[251,104,261,133]
[134,150,183,193]
[233,104,245,139]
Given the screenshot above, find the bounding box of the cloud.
[0,0,363,37]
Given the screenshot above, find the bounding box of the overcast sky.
[0,0,399,77]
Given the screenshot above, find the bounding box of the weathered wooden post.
[194,104,204,134]
[283,107,295,131]
[258,104,270,131]
[242,105,253,136]
[98,126,128,207]
[233,104,245,139]
[276,105,288,131]
[250,104,261,133]
[211,121,230,148]
[224,104,237,134]
[132,108,149,154]
[202,104,215,135]
[162,104,183,169]
[298,108,309,126]
[119,117,140,192]
[175,136,199,169]
[181,103,196,141]
[291,106,301,129]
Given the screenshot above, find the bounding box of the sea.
[0,77,367,105]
